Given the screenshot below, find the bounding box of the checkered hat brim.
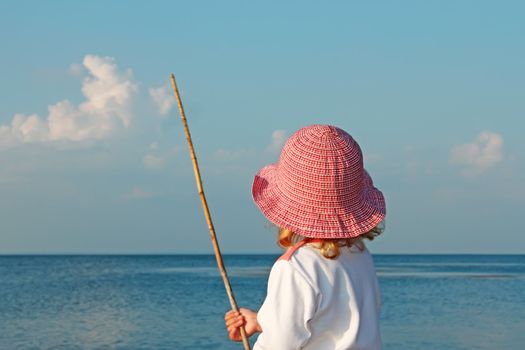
[252,125,385,239]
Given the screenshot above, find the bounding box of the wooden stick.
[170,74,251,350]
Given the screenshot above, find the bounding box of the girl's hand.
[224,308,262,342]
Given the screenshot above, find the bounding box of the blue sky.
[0,1,523,254]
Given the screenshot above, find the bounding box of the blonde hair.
[278,225,383,260]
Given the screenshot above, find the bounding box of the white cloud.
[148,85,175,116]
[450,131,504,176]
[266,129,287,153]
[0,55,137,149]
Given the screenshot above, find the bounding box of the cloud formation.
[148,85,175,116]
[0,55,137,149]
[450,131,504,176]
[266,129,287,153]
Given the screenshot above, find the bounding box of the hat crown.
[277,125,365,209]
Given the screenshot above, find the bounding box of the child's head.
[252,125,386,257]
[277,224,383,259]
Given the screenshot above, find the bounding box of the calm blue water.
[1,254,524,349]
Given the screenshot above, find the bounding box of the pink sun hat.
[252,124,386,239]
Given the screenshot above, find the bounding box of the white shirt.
[254,243,382,350]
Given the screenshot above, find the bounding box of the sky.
[0,1,523,254]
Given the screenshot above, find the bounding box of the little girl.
[225,124,386,349]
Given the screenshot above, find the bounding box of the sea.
[1,254,524,350]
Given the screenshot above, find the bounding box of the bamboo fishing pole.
[170,74,251,350]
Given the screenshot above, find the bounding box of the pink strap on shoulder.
[278,239,323,261]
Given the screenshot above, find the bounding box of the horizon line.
[1,252,524,256]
